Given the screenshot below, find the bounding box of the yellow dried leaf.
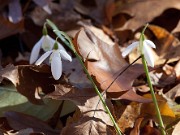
[141,94,175,118]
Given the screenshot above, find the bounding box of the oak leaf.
[46,85,114,135]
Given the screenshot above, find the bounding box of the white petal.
[59,50,72,61]
[29,37,43,64]
[51,54,62,80]
[32,0,52,14]
[143,44,154,67]
[57,43,66,51]
[122,41,139,57]
[35,51,52,65]
[42,5,52,14]
[144,40,156,48]
[42,35,54,51]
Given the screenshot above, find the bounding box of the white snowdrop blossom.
[29,35,66,64]
[122,39,156,67]
[35,43,72,80]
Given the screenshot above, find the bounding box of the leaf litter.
[0,0,180,134]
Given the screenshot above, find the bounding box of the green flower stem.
[75,52,122,135]
[46,19,122,135]
[141,55,166,135]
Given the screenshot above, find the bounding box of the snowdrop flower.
[35,42,72,80]
[122,39,156,67]
[29,35,66,64]
[29,24,66,64]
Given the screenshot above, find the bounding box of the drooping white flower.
[122,40,156,67]
[35,44,72,80]
[29,35,66,64]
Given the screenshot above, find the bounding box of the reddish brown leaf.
[73,27,151,102]
[130,117,144,135]
[140,125,160,135]
[105,0,115,24]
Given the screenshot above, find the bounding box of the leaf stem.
[141,55,166,135]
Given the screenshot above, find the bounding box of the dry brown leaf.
[3,111,59,135]
[0,15,24,40]
[63,58,91,88]
[114,0,180,32]
[46,87,113,126]
[30,0,81,31]
[61,116,114,135]
[0,64,59,104]
[74,27,151,102]
[72,21,114,61]
[115,102,141,132]
[130,117,144,135]
[74,0,112,24]
[148,25,180,61]
[148,65,176,88]
[140,125,160,135]
[46,85,114,135]
[114,89,152,103]
[77,21,115,46]
[165,83,180,102]
[141,94,175,118]
[105,0,115,24]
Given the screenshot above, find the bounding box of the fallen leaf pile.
[0,0,180,135]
